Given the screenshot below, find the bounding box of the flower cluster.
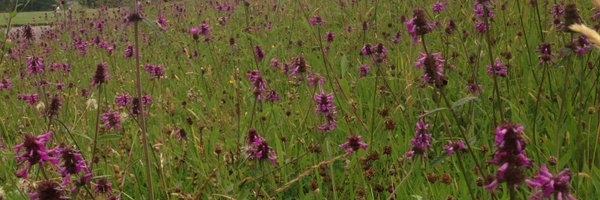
[56,146,92,192]
[314,89,338,132]
[359,43,388,63]
[245,128,277,165]
[18,93,39,105]
[405,118,432,158]
[485,123,532,191]
[247,70,279,102]
[536,43,555,64]
[190,21,212,41]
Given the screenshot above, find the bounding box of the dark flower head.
[126,12,143,23]
[563,4,581,31]
[339,135,368,153]
[314,89,337,131]
[412,9,430,35]
[29,181,68,200]
[22,25,34,40]
[101,111,122,130]
[254,45,266,61]
[46,95,62,118]
[56,146,92,189]
[309,15,325,26]
[94,178,113,194]
[91,62,110,87]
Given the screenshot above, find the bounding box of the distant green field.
[0,11,54,26]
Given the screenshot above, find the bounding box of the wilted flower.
[247,70,267,100]
[171,128,187,142]
[536,43,555,64]
[339,135,368,153]
[124,43,135,58]
[93,178,113,194]
[254,45,266,61]
[46,94,62,118]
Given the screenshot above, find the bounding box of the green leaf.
[451,96,478,110]
[419,107,448,118]
[97,134,123,142]
[340,54,348,79]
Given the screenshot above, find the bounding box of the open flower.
[526,164,576,200]
[14,131,59,179]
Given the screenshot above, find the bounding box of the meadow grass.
[0,0,599,199]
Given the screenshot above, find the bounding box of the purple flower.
[14,131,59,179]
[432,1,447,13]
[485,123,531,191]
[101,111,122,130]
[486,59,508,77]
[286,56,308,77]
[156,14,169,31]
[443,140,466,155]
[466,82,483,94]
[572,36,591,56]
[94,178,113,194]
[56,146,92,190]
[29,181,68,200]
[309,15,325,26]
[314,89,338,132]
[324,32,336,42]
[254,45,266,61]
[91,62,110,87]
[270,58,281,68]
[144,64,166,78]
[474,1,493,18]
[171,128,187,142]
[405,118,432,158]
[0,77,12,91]
[307,73,326,86]
[360,43,388,63]
[405,8,431,45]
[245,128,277,164]
[415,52,446,86]
[475,20,488,33]
[339,135,368,153]
[525,164,576,200]
[266,90,280,102]
[124,42,135,58]
[18,93,39,105]
[27,56,45,75]
[247,70,268,100]
[115,93,131,107]
[536,43,555,64]
[358,64,371,77]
